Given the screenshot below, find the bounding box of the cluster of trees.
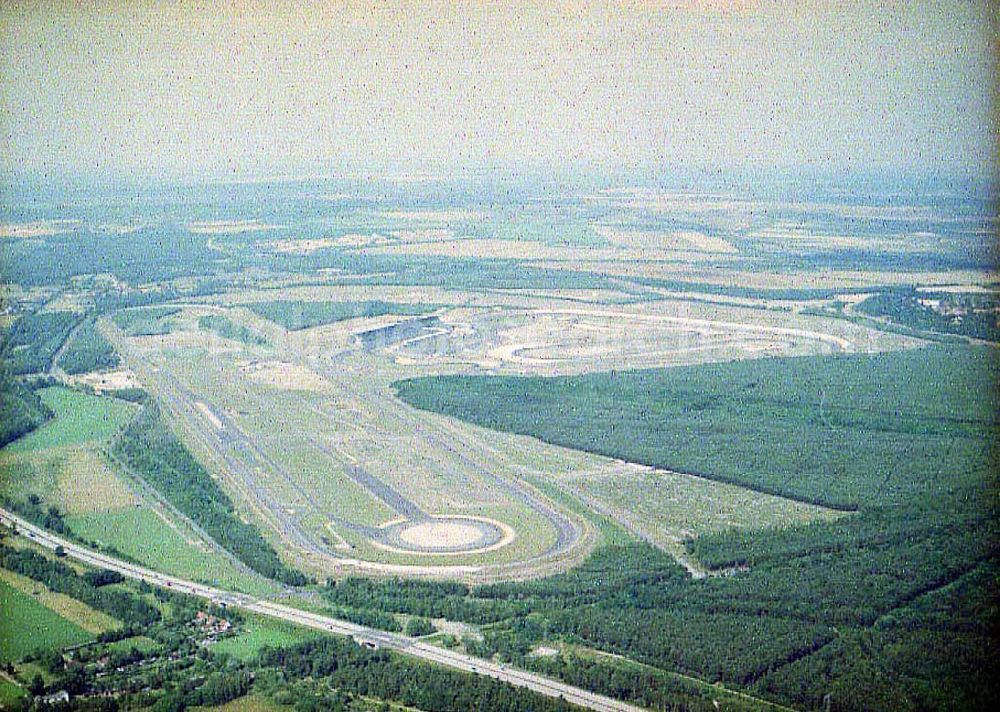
[113,405,308,586]
[0,544,159,627]
[404,617,436,637]
[0,374,52,446]
[111,307,181,336]
[57,319,119,374]
[857,287,1000,342]
[82,569,123,587]
[527,652,765,712]
[197,314,267,346]
[246,299,436,331]
[396,345,998,511]
[2,225,226,288]
[258,637,576,712]
[4,496,70,534]
[324,577,521,624]
[322,604,401,633]
[0,310,80,375]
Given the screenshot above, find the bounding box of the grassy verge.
[112,405,307,586]
[0,580,92,662]
[212,618,317,661]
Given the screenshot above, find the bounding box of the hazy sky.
[0,0,995,182]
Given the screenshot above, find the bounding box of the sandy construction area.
[0,220,80,238]
[187,220,279,234]
[195,401,224,430]
[241,360,331,392]
[270,234,397,252]
[391,228,454,241]
[525,259,999,292]
[593,225,736,253]
[374,515,517,557]
[71,369,142,392]
[392,305,861,375]
[399,521,483,548]
[383,209,484,221]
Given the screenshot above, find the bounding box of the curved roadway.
[0,507,643,712]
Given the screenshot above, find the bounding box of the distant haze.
[0,0,995,183]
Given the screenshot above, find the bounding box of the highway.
[0,506,645,712]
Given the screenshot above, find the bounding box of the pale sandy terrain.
[240,360,331,392]
[71,369,142,392]
[391,228,455,241]
[42,291,91,313]
[525,259,999,291]
[366,237,719,262]
[383,210,484,221]
[593,225,737,253]
[270,238,344,253]
[270,234,396,252]
[195,401,224,430]
[187,220,279,234]
[95,221,149,235]
[748,225,938,252]
[0,220,80,238]
[399,522,483,548]
[916,284,1000,294]
[590,189,943,221]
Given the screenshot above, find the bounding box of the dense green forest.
[0,373,52,447]
[58,318,120,374]
[395,346,997,510]
[246,299,438,330]
[856,287,1000,342]
[112,405,306,586]
[383,346,1000,710]
[0,544,160,628]
[111,307,181,336]
[0,311,80,375]
[197,313,268,345]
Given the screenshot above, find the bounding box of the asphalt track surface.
[104,318,590,578]
[0,507,644,712]
[306,349,586,560]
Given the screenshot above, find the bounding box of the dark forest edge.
[384,345,999,710]
[111,404,308,587]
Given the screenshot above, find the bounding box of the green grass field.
[245,299,438,330]
[67,508,275,596]
[2,387,137,453]
[0,569,119,635]
[0,580,92,662]
[197,695,287,712]
[101,635,161,656]
[212,618,317,661]
[0,679,27,707]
